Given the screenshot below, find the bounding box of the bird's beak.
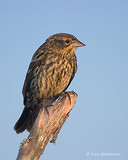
[72,40,86,47]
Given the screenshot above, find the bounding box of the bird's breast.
[38,56,74,98]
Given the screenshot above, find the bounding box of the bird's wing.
[22,48,44,97]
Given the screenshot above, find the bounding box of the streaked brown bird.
[14,33,85,133]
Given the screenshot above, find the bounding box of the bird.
[14,33,85,134]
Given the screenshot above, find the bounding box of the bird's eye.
[65,40,70,45]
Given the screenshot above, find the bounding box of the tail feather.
[26,107,40,132]
[14,107,40,134]
[14,98,56,134]
[14,107,29,133]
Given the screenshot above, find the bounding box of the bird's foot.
[60,92,72,104]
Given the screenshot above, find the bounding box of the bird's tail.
[14,107,40,134]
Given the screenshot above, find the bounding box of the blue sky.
[0,0,128,159]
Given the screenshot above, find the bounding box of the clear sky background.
[0,0,128,160]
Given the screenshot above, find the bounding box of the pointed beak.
[72,39,86,47]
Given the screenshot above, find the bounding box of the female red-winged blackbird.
[14,33,85,133]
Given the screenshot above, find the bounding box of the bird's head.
[43,33,85,56]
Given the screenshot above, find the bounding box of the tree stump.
[16,91,77,160]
